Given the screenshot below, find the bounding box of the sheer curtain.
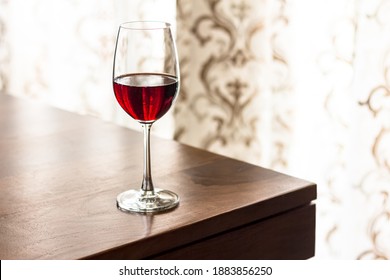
[0,0,176,137]
[174,0,390,260]
[1,0,389,259]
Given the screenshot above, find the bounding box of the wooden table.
[0,93,316,260]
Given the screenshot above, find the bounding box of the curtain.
[0,0,176,137]
[174,0,390,259]
[1,0,389,259]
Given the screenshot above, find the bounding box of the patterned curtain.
[174,0,390,259]
[1,0,389,259]
[0,0,176,137]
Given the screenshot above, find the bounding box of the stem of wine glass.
[141,123,154,194]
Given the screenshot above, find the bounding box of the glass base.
[116,188,179,213]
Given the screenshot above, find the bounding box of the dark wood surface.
[151,204,316,260]
[0,93,316,259]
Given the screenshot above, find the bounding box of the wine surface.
[113,73,178,122]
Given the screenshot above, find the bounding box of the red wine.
[113,73,179,122]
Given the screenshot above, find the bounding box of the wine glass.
[113,21,180,213]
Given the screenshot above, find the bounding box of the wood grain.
[0,94,316,259]
[150,204,316,260]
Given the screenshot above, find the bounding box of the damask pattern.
[315,0,359,259]
[175,0,390,259]
[356,1,390,258]
[175,0,266,164]
[267,0,293,171]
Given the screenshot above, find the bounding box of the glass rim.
[119,21,171,30]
